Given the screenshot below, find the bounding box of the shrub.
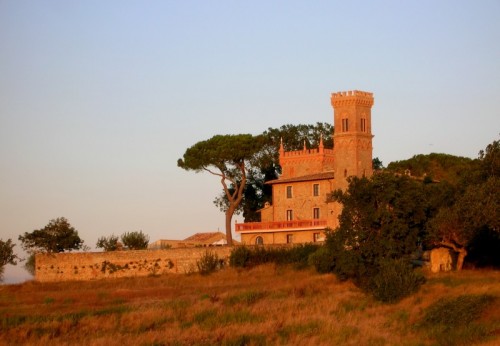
[96,235,119,251]
[229,244,320,269]
[308,246,335,273]
[121,231,149,250]
[229,246,251,268]
[367,258,426,303]
[196,250,222,275]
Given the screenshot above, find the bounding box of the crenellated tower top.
[331,90,374,107]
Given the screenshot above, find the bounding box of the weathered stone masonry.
[35,247,232,282]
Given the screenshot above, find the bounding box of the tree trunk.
[441,241,467,270]
[456,248,468,270]
[225,206,235,246]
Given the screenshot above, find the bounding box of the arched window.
[255,236,264,245]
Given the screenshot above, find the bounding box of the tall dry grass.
[0,265,499,345]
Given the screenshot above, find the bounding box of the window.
[342,118,349,132]
[313,208,320,219]
[313,183,320,196]
[255,236,263,245]
[313,233,320,242]
[286,186,293,198]
[361,118,366,132]
[287,234,293,244]
[344,169,348,178]
[286,210,293,221]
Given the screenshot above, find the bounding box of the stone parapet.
[331,90,374,107]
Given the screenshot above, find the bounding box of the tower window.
[361,118,366,132]
[342,118,349,132]
[286,210,293,221]
[286,186,293,198]
[344,169,348,178]
[313,208,320,219]
[313,184,319,196]
[287,234,293,244]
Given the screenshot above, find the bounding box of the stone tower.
[331,90,374,189]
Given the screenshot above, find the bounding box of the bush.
[229,244,321,269]
[196,250,222,275]
[96,235,119,251]
[229,246,251,268]
[308,246,335,273]
[121,231,149,250]
[367,259,426,303]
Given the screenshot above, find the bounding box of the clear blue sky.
[1,0,499,283]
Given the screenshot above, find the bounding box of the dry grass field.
[1,265,499,346]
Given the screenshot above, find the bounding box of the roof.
[183,232,226,242]
[149,232,239,249]
[266,171,335,184]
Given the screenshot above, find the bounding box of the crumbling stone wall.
[35,247,232,282]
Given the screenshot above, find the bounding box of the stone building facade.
[236,90,374,245]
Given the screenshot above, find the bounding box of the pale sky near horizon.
[1,1,499,283]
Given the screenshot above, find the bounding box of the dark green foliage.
[229,246,251,268]
[18,217,84,254]
[466,228,500,268]
[121,231,149,250]
[308,246,335,274]
[229,244,320,269]
[0,239,19,281]
[96,235,119,251]
[24,254,35,276]
[425,139,499,268]
[213,123,334,223]
[178,134,265,245]
[372,157,384,170]
[196,250,223,275]
[323,174,430,301]
[367,258,426,303]
[419,294,497,345]
[328,174,428,267]
[387,153,473,184]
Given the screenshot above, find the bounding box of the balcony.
[235,219,327,233]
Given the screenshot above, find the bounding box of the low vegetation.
[0,265,498,345]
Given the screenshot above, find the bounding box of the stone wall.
[35,247,232,283]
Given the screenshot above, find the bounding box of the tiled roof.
[266,171,335,184]
[183,232,226,242]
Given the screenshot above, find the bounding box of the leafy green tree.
[121,231,149,250]
[24,254,35,276]
[326,173,429,291]
[372,157,384,170]
[387,153,472,184]
[427,139,499,269]
[213,123,333,222]
[96,235,119,251]
[178,134,264,245]
[18,217,84,254]
[0,239,19,281]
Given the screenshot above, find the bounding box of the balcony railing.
[235,219,327,232]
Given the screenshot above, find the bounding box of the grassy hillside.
[1,265,499,345]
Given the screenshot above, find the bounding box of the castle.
[236,90,374,245]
